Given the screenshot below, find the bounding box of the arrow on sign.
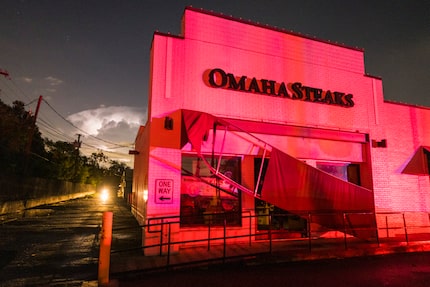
[158,196,171,201]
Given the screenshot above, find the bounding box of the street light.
[100,187,110,203]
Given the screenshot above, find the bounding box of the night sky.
[0,0,429,164]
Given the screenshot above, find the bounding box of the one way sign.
[155,179,174,204]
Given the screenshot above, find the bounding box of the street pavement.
[119,251,430,287]
[2,193,430,286]
[0,192,141,287]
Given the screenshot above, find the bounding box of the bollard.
[98,211,113,285]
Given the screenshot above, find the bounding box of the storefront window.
[316,162,348,181]
[180,155,241,227]
[316,162,361,185]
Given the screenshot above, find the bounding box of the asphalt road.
[2,194,430,287]
[0,193,140,287]
[120,251,430,287]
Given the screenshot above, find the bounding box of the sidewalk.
[110,238,430,275]
[108,204,430,280]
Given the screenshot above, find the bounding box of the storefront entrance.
[253,158,363,239]
[254,158,307,239]
[255,198,308,239]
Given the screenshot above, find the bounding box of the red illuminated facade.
[132,7,430,254]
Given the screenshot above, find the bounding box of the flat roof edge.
[185,6,364,53]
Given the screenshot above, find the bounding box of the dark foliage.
[0,99,129,188]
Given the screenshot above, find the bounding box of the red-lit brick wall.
[136,8,430,244]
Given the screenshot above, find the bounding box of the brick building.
[131,7,430,254]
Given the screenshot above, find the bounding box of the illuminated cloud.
[22,77,33,83]
[67,105,147,144]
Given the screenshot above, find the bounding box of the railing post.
[308,213,312,252]
[167,222,171,269]
[98,211,113,286]
[374,213,380,247]
[402,213,409,244]
[249,211,252,246]
[343,213,348,250]
[159,219,164,256]
[385,216,389,238]
[207,218,211,251]
[223,216,227,263]
[269,214,272,254]
[428,213,430,228]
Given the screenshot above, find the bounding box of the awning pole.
[216,126,228,174]
[254,144,267,197]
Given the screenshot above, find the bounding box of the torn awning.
[260,148,374,212]
[181,109,376,239]
[260,148,376,238]
[181,109,219,154]
[402,146,430,175]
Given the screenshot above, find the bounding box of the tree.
[108,160,127,177]
[0,99,46,175]
[84,151,109,185]
[45,140,77,181]
[0,99,131,188]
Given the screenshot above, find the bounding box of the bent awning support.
[260,148,376,239]
[180,109,376,239]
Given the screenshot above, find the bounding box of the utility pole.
[74,134,82,151]
[25,95,43,155]
[24,95,43,175]
[73,134,83,181]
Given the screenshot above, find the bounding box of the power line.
[30,151,52,163]
[1,69,135,155]
[37,118,75,142]
[41,99,132,149]
[0,73,33,103]
[80,141,131,156]
[9,78,33,102]
[1,69,135,158]
[38,109,133,154]
[24,98,39,106]
[0,77,21,103]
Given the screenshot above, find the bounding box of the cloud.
[22,77,32,83]
[66,105,147,166]
[67,105,147,144]
[45,76,63,86]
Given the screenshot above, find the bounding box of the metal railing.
[378,211,430,244]
[110,210,430,274]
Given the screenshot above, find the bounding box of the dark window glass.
[253,158,307,238]
[316,162,348,180]
[180,155,241,227]
[317,162,361,186]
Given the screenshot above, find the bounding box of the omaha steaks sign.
[206,68,354,108]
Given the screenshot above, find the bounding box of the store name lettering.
[206,68,354,108]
